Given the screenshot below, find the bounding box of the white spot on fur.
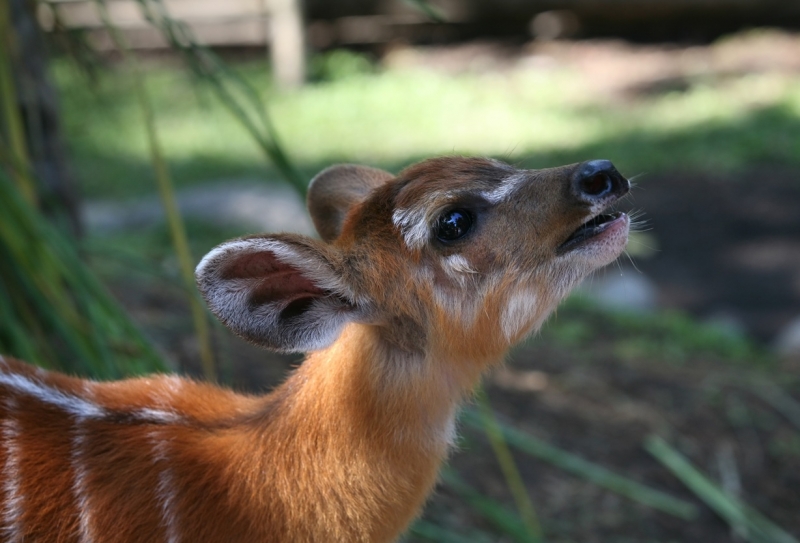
[501,288,539,341]
[135,408,182,424]
[442,254,477,279]
[1,399,24,543]
[431,286,482,329]
[162,376,184,396]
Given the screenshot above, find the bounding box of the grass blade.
[410,519,494,543]
[403,0,446,22]
[0,0,37,204]
[750,382,800,433]
[461,408,698,520]
[110,0,307,195]
[95,0,216,380]
[0,171,165,377]
[441,468,537,543]
[645,435,798,543]
[475,388,543,541]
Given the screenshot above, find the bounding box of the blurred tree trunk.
[5,0,81,235]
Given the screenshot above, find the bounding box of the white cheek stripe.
[501,289,539,341]
[442,254,477,276]
[2,399,24,543]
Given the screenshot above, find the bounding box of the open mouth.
[557,212,627,253]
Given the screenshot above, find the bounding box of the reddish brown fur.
[1,156,629,542]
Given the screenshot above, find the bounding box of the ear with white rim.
[307,164,393,242]
[196,234,361,353]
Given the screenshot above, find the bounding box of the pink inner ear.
[223,251,326,307]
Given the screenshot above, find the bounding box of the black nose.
[572,159,629,202]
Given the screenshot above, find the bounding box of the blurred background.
[1,0,800,541]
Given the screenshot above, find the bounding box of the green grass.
[53,51,800,200]
[539,296,768,365]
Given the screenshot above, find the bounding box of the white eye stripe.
[481,172,528,204]
[393,173,528,251]
[392,207,429,250]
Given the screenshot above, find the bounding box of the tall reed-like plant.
[0,169,166,377]
[1,1,165,377]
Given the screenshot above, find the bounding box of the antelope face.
[336,157,630,356]
[197,156,629,359]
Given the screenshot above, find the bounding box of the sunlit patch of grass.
[53,51,800,200]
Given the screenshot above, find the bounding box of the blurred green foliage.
[310,49,376,82]
[542,297,767,364]
[53,54,800,200]
[0,169,165,377]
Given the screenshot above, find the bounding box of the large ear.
[195,234,361,353]
[307,164,393,242]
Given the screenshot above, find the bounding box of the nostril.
[573,159,628,201]
[580,172,612,197]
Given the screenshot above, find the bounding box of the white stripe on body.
[0,371,182,425]
[1,399,24,543]
[71,423,95,543]
[0,372,105,420]
[151,431,181,543]
[0,362,187,541]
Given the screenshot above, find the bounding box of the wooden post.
[267,0,306,89]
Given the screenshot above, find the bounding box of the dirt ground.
[426,320,800,542]
[629,166,800,343]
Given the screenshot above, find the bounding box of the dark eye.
[435,209,474,242]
